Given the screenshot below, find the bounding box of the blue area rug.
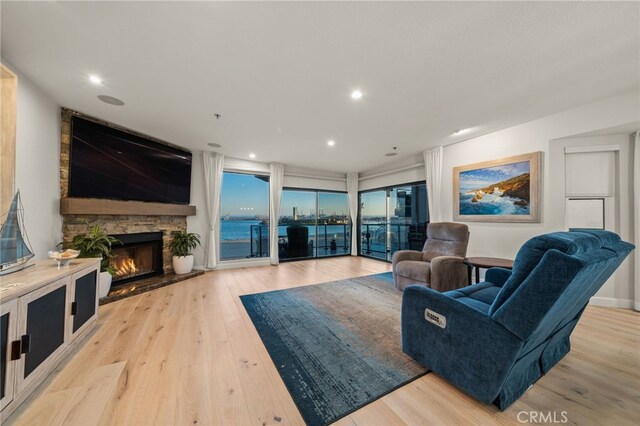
[240,272,429,426]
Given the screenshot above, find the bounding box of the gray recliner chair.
[392,222,469,292]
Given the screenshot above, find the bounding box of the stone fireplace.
[59,109,199,300]
[61,215,189,275]
[109,232,164,286]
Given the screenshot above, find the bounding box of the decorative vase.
[99,271,113,298]
[172,255,194,275]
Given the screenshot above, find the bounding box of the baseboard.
[212,258,272,270]
[589,297,634,309]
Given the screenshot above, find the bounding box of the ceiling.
[2,1,639,173]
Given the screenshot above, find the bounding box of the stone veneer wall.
[62,216,186,274]
[60,109,190,273]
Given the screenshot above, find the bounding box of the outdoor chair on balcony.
[286,224,311,259]
[392,222,470,292]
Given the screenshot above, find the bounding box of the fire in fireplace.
[109,232,163,286]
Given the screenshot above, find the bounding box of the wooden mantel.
[60,197,196,216]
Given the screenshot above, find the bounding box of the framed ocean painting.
[453,152,541,223]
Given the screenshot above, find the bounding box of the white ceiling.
[2,1,639,173]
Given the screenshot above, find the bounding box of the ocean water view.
[220,219,351,260]
[459,192,529,215]
[458,179,530,216]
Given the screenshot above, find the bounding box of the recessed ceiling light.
[97,95,125,106]
[208,143,222,148]
[351,90,363,100]
[249,153,256,159]
[327,140,335,146]
[89,75,102,85]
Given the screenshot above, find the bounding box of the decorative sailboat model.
[0,191,34,275]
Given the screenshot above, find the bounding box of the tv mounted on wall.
[69,116,192,204]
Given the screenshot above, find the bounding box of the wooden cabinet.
[0,258,100,420]
[0,299,17,411]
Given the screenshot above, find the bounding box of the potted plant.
[169,230,201,274]
[66,225,121,298]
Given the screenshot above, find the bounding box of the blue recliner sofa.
[401,229,634,410]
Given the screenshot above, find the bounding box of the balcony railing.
[248,224,350,259]
[360,222,427,261]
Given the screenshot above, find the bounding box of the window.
[219,172,270,261]
[278,189,350,260]
[359,182,428,261]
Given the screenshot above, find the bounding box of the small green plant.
[169,230,201,257]
[66,225,121,274]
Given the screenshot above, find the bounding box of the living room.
[0,1,639,425]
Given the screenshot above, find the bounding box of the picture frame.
[453,151,541,223]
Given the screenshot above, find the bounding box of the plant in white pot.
[170,230,201,275]
[66,225,121,298]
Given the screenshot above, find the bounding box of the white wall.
[4,60,62,261]
[440,92,638,306]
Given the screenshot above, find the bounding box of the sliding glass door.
[220,172,270,261]
[359,182,429,261]
[278,189,350,260]
[279,190,316,260]
[360,190,387,260]
[317,192,350,257]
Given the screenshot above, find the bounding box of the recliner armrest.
[485,267,512,287]
[429,256,467,292]
[392,250,423,266]
[401,285,523,404]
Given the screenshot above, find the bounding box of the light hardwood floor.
[4,257,639,425]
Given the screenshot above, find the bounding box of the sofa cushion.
[395,260,431,283]
[446,282,501,314]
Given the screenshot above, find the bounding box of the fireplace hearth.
[110,232,163,286]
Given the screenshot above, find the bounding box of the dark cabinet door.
[72,270,97,333]
[1,311,9,400]
[24,285,67,379]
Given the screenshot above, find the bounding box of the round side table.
[463,257,514,285]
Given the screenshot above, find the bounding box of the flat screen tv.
[69,116,192,204]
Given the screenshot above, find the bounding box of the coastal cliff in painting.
[459,161,530,215]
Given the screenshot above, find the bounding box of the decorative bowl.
[48,249,80,267]
[48,249,80,260]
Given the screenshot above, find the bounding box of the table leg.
[467,265,472,286]
[475,266,480,284]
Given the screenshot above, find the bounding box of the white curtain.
[203,152,224,269]
[634,132,639,311]
[269,163,285,265]
[424,146,444,222]
[347,173,359,256]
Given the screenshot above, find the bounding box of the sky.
[459,161,529,190]
[360,191,386,216]
[360,186,419,217]
[220,172,349,217]
[220,173,269,216]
